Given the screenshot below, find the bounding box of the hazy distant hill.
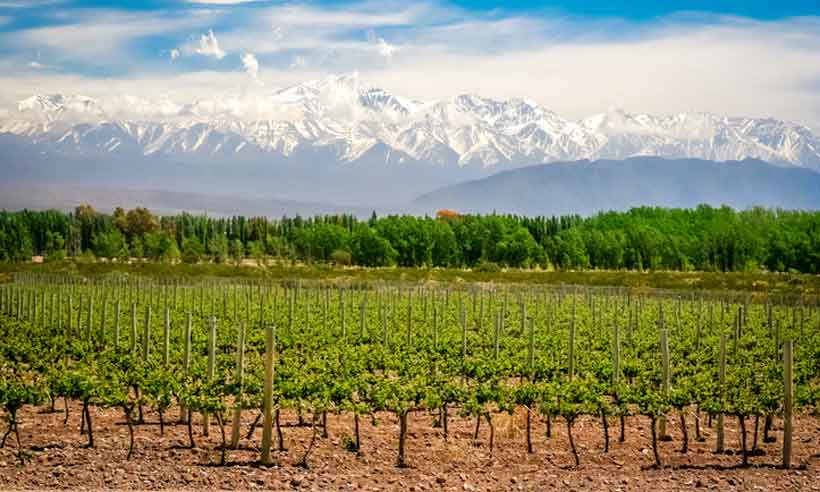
[0,184,371,218]
[413,157,820,216]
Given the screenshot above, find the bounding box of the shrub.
[330,249,352,266]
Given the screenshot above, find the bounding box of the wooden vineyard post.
[67,296,73,337]
[659,328,671,440]
[526,315,535,454]
[733,308,740,355]
[56,291,62,334]
[99,296,107,347]
[716,334,727,453]
[569,295,576,380]
[114,300,121,349]
[407,292,413,347]
[460,298,467,358]
[230,321,247,448]
[261,323,276,465]
[142,305,151,361]
[288,289,294,335]
[340,288,346,340]
[494,311,501,359]
[180,312,192,423]
[612,320,621,385]
[527,316,535,377]
[322,288,328,333]
[304,287,310,327]
[130,303,137,353]
[782,339,793,468]
[477,292,484,333]
[163,307,171,365]
[432,304,438,350]
[75,293,82,338]
[360,297,367,339]
[204,316,216,436]
[50,292,56,329]
[86,296,93,343]
[382,298,389,346]
[767,302,773,337]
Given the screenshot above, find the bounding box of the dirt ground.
[0,402,818,491]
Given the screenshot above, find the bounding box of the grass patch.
[0,261,818,296]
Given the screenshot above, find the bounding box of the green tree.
[92,230,128,260]
[351,224,396,267]
[181,237,205,264]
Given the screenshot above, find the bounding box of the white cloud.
[376,38,397,58]
[195,29,226,59]
[361,18,820,130]
[261,3,429,28]
[169,49,180,60]
[0,0,60,7]
[241,52,261,84]
[367,30,397,58]
[290,56,306,69]
[27,61,47,69]
[0,3,819,130]
[8,11,210,62]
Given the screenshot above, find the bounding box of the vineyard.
[1,273,819,489]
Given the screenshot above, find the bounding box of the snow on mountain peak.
[3,74,820,172]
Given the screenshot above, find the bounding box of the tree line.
[0,204,818,273]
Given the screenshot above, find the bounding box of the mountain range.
[2,74,820,211]
[414,157,820,216]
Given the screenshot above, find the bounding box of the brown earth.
[0,402,818,491]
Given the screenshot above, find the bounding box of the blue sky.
[4,0,818,18]
[452,0,820,19]
[0,0,819,128]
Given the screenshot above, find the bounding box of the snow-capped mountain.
[3,74,820,172]
[3,74,820,207]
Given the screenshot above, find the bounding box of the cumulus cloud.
[376,38,396,58]
[0,2,819,130]
[290,56,306,69]
[241,52,261,84]
[10,12,209,61]
[196,29,225,59]
[367,31,397,58]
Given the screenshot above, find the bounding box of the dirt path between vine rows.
[1,402,818,491]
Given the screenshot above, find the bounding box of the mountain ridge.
[413,157,820,216]
[3,74,820,173]
[3,74,820,207]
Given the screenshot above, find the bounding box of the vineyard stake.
[261,323,276,465]
[782,339,793,468]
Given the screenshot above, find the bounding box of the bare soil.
[1,402,818,491]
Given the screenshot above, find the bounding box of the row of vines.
[0,273,818,469]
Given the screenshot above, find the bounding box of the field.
[3,260,820,295]
[0,270,819,490]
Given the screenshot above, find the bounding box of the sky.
[1,0,819,128]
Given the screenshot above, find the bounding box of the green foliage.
[330,249,352,266]
[0,274,818,471]
[4,204,820,273]
[351,224,396,267]
[92,230,128,260]
[181,237,205,264]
